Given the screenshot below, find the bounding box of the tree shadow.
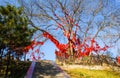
[32,61,63,78]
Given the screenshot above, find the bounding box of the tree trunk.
[5,50,11,78]
[24,53,26,61]
[0,49,3,65]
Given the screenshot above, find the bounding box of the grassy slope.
[65,68,120,78]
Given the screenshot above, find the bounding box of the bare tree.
[18,0,120,63]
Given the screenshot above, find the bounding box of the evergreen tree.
[0,5,35,57]
[0,5,35,77]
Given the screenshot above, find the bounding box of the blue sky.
[0,0,120,61]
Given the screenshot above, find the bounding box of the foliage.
[0,5,35,57]
[0,60,31,78]
[65,68,120,78]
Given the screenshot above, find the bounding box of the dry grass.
[65,68,120,78]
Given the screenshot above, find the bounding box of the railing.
[24,61,36,78]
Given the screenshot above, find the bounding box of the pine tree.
[0,5,35,77]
